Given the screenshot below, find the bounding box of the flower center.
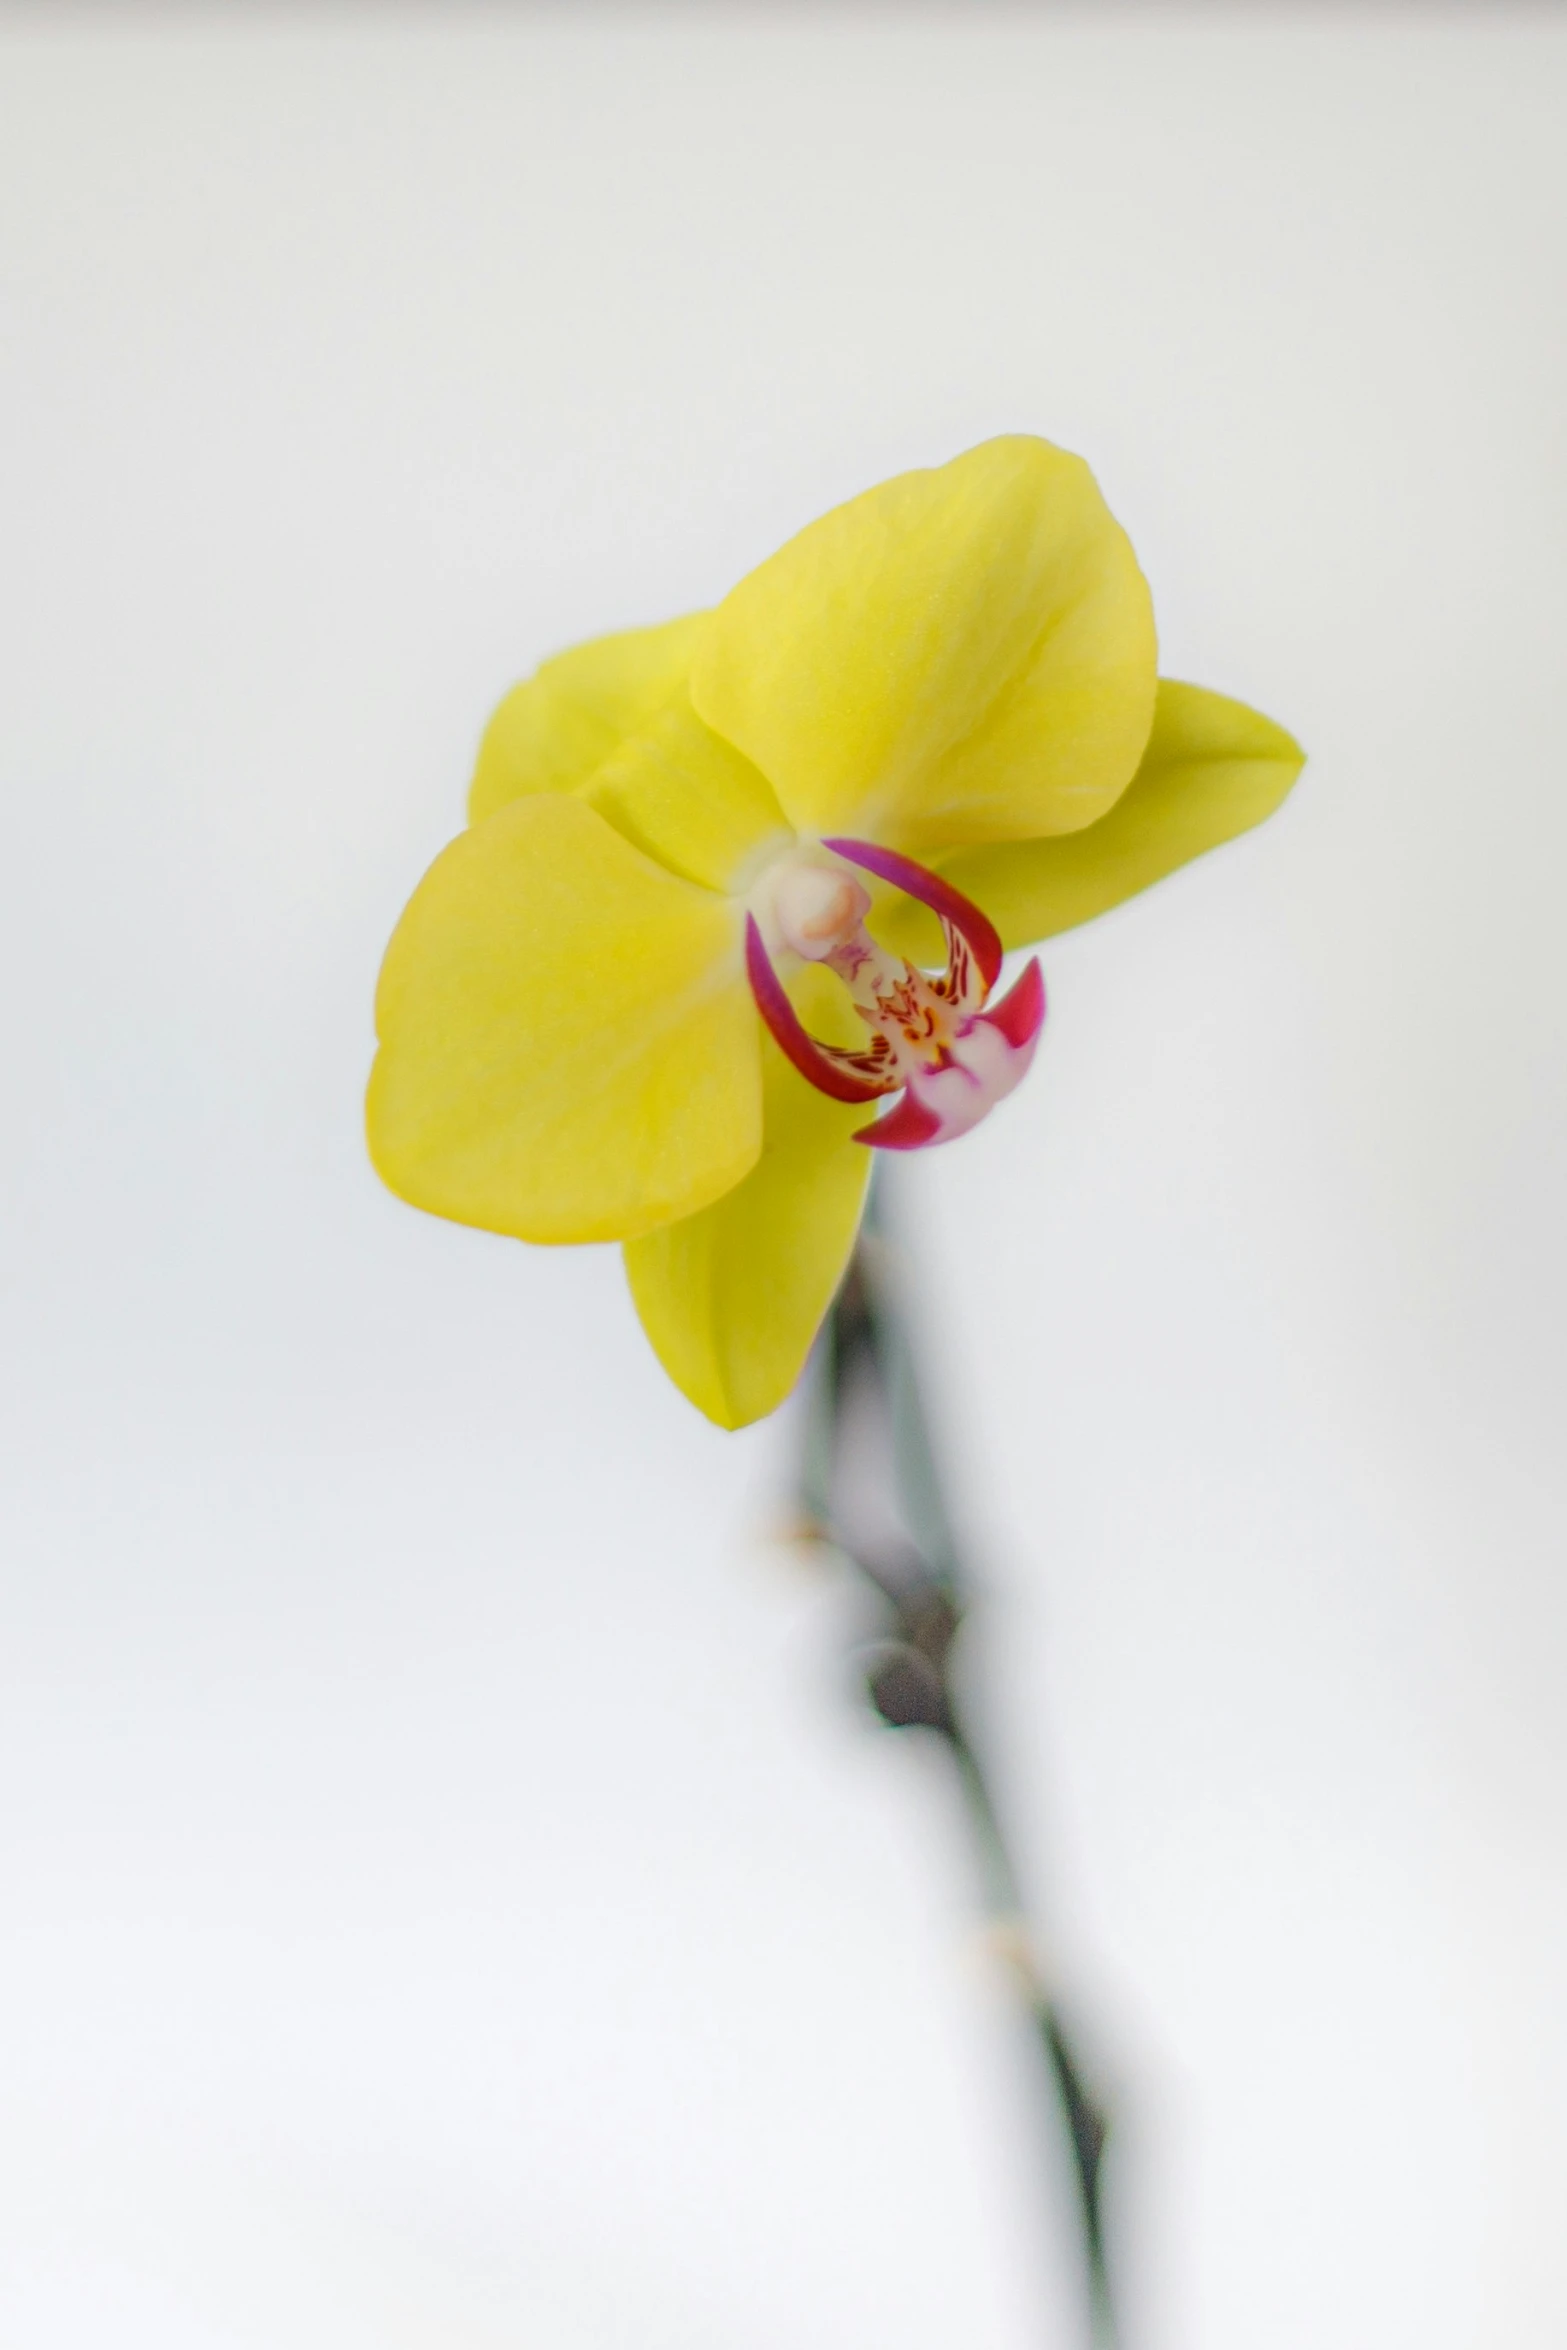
[745,839,1047,1153]
[772,862,871,960]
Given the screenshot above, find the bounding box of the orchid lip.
[745,842,1045,1152]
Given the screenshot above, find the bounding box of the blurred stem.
[796,1183,1119,2350]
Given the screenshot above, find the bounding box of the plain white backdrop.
[2,10,1564,2347]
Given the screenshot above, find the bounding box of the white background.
[2,10,1564,2347]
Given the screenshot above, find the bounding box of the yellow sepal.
[883,680,1305,957]
[581,688,793,894]
[468,613,708,826]
[623,967,870,1428]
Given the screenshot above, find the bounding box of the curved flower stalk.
[368,437,1303,1429]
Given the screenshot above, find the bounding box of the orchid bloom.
[368,436,1302,1428]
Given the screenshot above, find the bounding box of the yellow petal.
[691,435,1156,852]
[368,793,760,1245]
[901,681,1304,953]
[623,966,870,1429]
[581,687,793,893]
[468,612,708,825]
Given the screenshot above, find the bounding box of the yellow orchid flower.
[368,436,1302,1430]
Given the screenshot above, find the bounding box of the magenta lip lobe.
[979,956,1045,1049]
[853,1092,944,1151]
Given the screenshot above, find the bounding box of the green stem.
[798,1183,1120,2350]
